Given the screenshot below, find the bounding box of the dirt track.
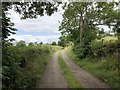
[36,50,109,88]
[36,51,68,88]
[61,50,109,88]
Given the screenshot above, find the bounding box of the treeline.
[16,40,58,46]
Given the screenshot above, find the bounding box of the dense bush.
[73,36,119,59]
[90,36,119,58]
[2,43,58,89]
[65,46,119,88]
[73,43,93,59]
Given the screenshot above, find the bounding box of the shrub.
[2,44,57,89]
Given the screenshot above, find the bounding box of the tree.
[17,40,26,47]
[28,42,34,46]
[52,41,56,45]
[40,42,43,45]
[2,1,62,42]
[58,35,70,47]
[35,42,37,45]
[2,2,17,43]
[59,2,119,58]
[58,41,63,47]
[2,1,62,89]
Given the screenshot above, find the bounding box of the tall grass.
[58,51,82,88]
[65,47,119,89]
[2,44,61,89]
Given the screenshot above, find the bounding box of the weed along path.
[61,50,109,88]
[36,50,109,88]
[36,51,68,88]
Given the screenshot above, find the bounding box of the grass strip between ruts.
[58,51,82,88]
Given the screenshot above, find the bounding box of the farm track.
[36,51,68,88]
[36,50,109,88]
[62,50,109,88]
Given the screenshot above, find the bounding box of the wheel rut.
[36,51,68,88]
[61,50,109,88]
[36,50,109,88]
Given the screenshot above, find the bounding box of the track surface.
[36,50,109,88]
[61,50,108,88]
[36,51,68,88]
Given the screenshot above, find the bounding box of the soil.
[36,50,109,88]
[61,50,109,88]
[36,51,68,88]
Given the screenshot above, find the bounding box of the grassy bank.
[64,47,119,89]
[2,44,61,89]
[58,51,82,88]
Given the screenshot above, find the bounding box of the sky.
[8,5,64,44]
[7,2,119,44]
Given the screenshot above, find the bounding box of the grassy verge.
[2,44,61,89]
[64,47,119,89]
[28,45,62,86]
[58,51,82,88]
[26,45,61,78]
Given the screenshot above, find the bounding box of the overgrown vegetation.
[59,2,119,58]
[65,47,119,89]
[58,2,119,88]
[58,51,81,88]
[1,2,62,89]
[2,42,60,89]
[2,1,120,89]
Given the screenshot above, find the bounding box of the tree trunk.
[80,13,83,46]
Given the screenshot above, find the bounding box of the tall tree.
[59,2,119,58]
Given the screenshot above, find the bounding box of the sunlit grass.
[65,47,119,89]
[58,51,82,88]
[102,36,118,41]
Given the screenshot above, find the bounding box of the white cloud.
[7,6,64,43]
[8,9,63,33]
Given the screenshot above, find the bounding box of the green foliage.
[39,42,43,45]
[2,43,58,89]
[2,2,62,89]
[73,44,93,58]
[65,47,119,89]
[28,42,34,46]
[12,2,61,19]
[59,2,119,58]
[90,36,119,58]
[58,51,81,88]
[58,40,64,47]
[2,2,17,41]
[16,40,26,47]
[2,2,61,42]
[66,41,73,47]
[1,2,62,89]
[51,41,57,45]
